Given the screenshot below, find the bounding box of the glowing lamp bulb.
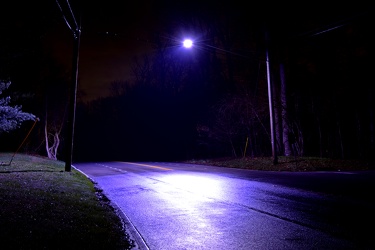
[183,39,193,48]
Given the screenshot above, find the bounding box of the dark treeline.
[1,2,374,164]
[73,4,374,162]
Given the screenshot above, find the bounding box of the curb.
[72,165,149,250]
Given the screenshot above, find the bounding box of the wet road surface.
[74,162,375,250]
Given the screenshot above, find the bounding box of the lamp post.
[265,48,278,165]
[182,36,278,164]
[265,30,278,165]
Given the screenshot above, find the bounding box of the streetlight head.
[182,39,193,48]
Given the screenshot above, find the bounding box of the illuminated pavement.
[74,162,375,250]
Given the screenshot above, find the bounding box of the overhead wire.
[65,0,78,29]
[55,0,73,32]
[55,0,80,38]
[294,9,373,39]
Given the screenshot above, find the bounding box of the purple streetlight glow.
[182,38,193,48]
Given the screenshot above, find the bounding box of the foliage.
[0,81,36,134]
[186,156,374,172]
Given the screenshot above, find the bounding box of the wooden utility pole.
[65,27,80,172]
[265,31,278,165]
[55,0,81,171]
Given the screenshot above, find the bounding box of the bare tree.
[44,106,65,160]
[41,75,69,160]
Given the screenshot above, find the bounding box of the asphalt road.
[74,162,375,250]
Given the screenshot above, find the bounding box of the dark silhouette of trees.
[2,1,373,164]
[72,2,374,164]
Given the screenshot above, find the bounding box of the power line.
[295,9,373,39]
[55,0,80,38]
[65,0,78,29]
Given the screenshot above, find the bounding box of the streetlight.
[265,48,278,165]
[181,35,278,164]
[265,30,278,165]
[182,39,193,49]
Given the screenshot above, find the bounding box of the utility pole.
[65,26,81,172]
[55,0,81,171]
[265,31,278,165]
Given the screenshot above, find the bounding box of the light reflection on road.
[149,173,230,247]
[157,173,224,198]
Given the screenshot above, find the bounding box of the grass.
[0,153,373,250]
[184,155,374,172]
[0,152,134,250]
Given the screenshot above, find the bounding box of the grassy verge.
[0,153,134,250]
[185,156,374,171]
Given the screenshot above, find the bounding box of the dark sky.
[59,1,375,102]
[2,1,374,102]
[48,1,158,102]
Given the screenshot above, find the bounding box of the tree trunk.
[279,63,292,156]
[44,116,51,158]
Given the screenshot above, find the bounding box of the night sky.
[67,2,375,102]
[45,1,158,102]
[3,1,373,101]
